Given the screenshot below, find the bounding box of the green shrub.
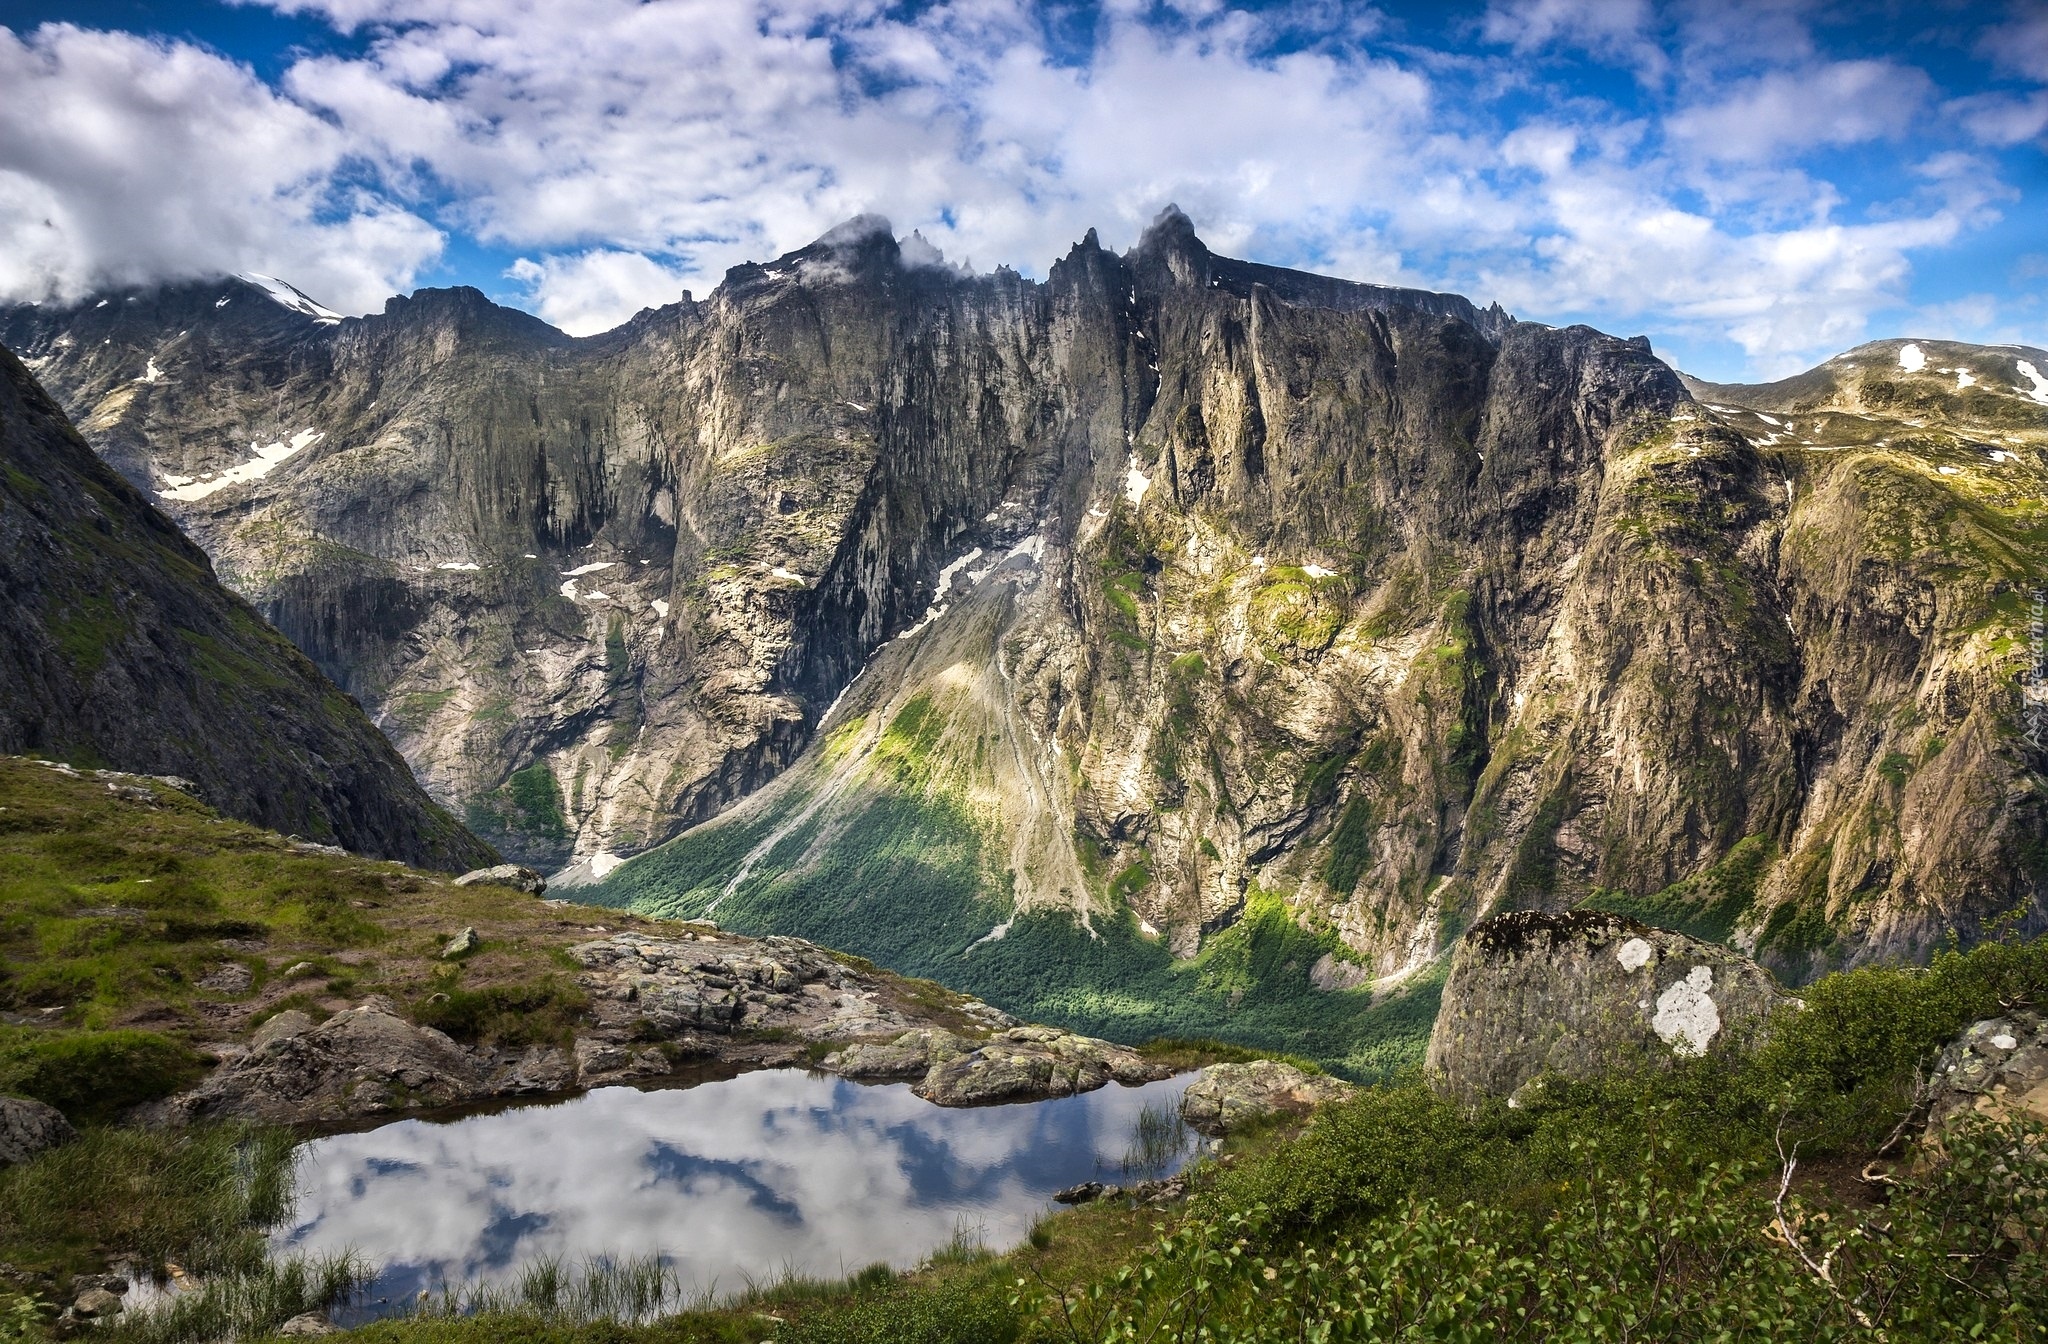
[412,978,588,1048]
[0,1028,208,1124]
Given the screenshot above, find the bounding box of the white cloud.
[0,23,440,311]
[507,250,693,334]
[1666,60,1932,164]
[0,2,2027,374]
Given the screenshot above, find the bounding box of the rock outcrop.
[1925,1012,2048,1132]
[0,1096,75,1167]
[172,997,484,1125]
[454,865,547,894]
[1177,1060,1355,1135]
[1426,911,1789,1106]
[819,1024,1165,1106]
[0,347,492,871]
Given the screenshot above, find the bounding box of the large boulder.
[172,996,482,1124]
[1426,910,1788,1106]
[0,1095,75,1166]
[1178,1060,1355,1136]
[820,1029,970,1080]
[1925,1013,2048,1132]
[454,865,546,895]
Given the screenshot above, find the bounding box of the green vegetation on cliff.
[589,788,1439,1080]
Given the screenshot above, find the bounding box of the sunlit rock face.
[6,211,2044,980]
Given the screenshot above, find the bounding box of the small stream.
[273,1068,1197,1312]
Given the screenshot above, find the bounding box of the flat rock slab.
[1425,910,1789,1106]
[1178,1060,1355,1135]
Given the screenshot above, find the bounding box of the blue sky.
[1,0,2043,379]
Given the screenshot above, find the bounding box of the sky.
[0,0,2043,380]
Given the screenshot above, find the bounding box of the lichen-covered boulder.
[913,1027,1168,1106]
[1178,1060,1355,1136]
[1925,1013,2048,1131]
[1425,910,1788,1106]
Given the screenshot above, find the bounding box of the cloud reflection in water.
[277,1068,1192,1301]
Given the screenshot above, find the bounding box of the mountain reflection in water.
[277,1068,1195,1303]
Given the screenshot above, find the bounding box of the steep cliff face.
[6,219,2042,1026]
[0,346,492,870]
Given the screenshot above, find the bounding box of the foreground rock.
[170,996,483,1125]
[454,865,546,895]
[1926,1012,2048,1131]
[162,927,1037,1127]
[1178,1060,1355,1136]
[0,1096,75,1167]
[1426,911,1789,1106]
[819,1025,1164,1105]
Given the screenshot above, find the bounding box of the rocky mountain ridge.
[0,348,491,869]
[4,215,2043,1028]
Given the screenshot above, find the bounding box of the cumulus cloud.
[0,23,440,311]
[0,1,2033,372]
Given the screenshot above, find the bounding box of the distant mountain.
[3,214,2042,1061]
[0,344,494,871]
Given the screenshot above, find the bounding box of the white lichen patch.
[1992,1033,2019,1051]
[1616,937,1654,973]
[1652,966,1721,1058]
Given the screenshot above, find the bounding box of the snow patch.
[1124,460,1151,507]
[137,358,164,385]
[770,566,804,582]
[1302,563,1336,579]
[1956,370,1977,391]
[1652,966,1721,1058]
[559,580,580,600]
[560,561,615,577]
[587,852,626,880]
[1938,466,1961,476]
[1250,555,1267,569]
[1897,343,1925,372]
[435,561,480,571]
[1617,938,1654,973]
[651,599,669,618]
[160,428,323,501]
[1990,450,2016,463]
[238,273,344,324]
[2016,360,2048,405]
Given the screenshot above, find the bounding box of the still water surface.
[276,1068,1195,1304]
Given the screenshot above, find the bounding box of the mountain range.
[4,208,2042,1067]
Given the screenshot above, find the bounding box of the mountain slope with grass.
[0,349,490,870]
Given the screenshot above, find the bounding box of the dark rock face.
[1425,911,1789,1106]
[5,215,2041,977]
[0,348,493,870]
